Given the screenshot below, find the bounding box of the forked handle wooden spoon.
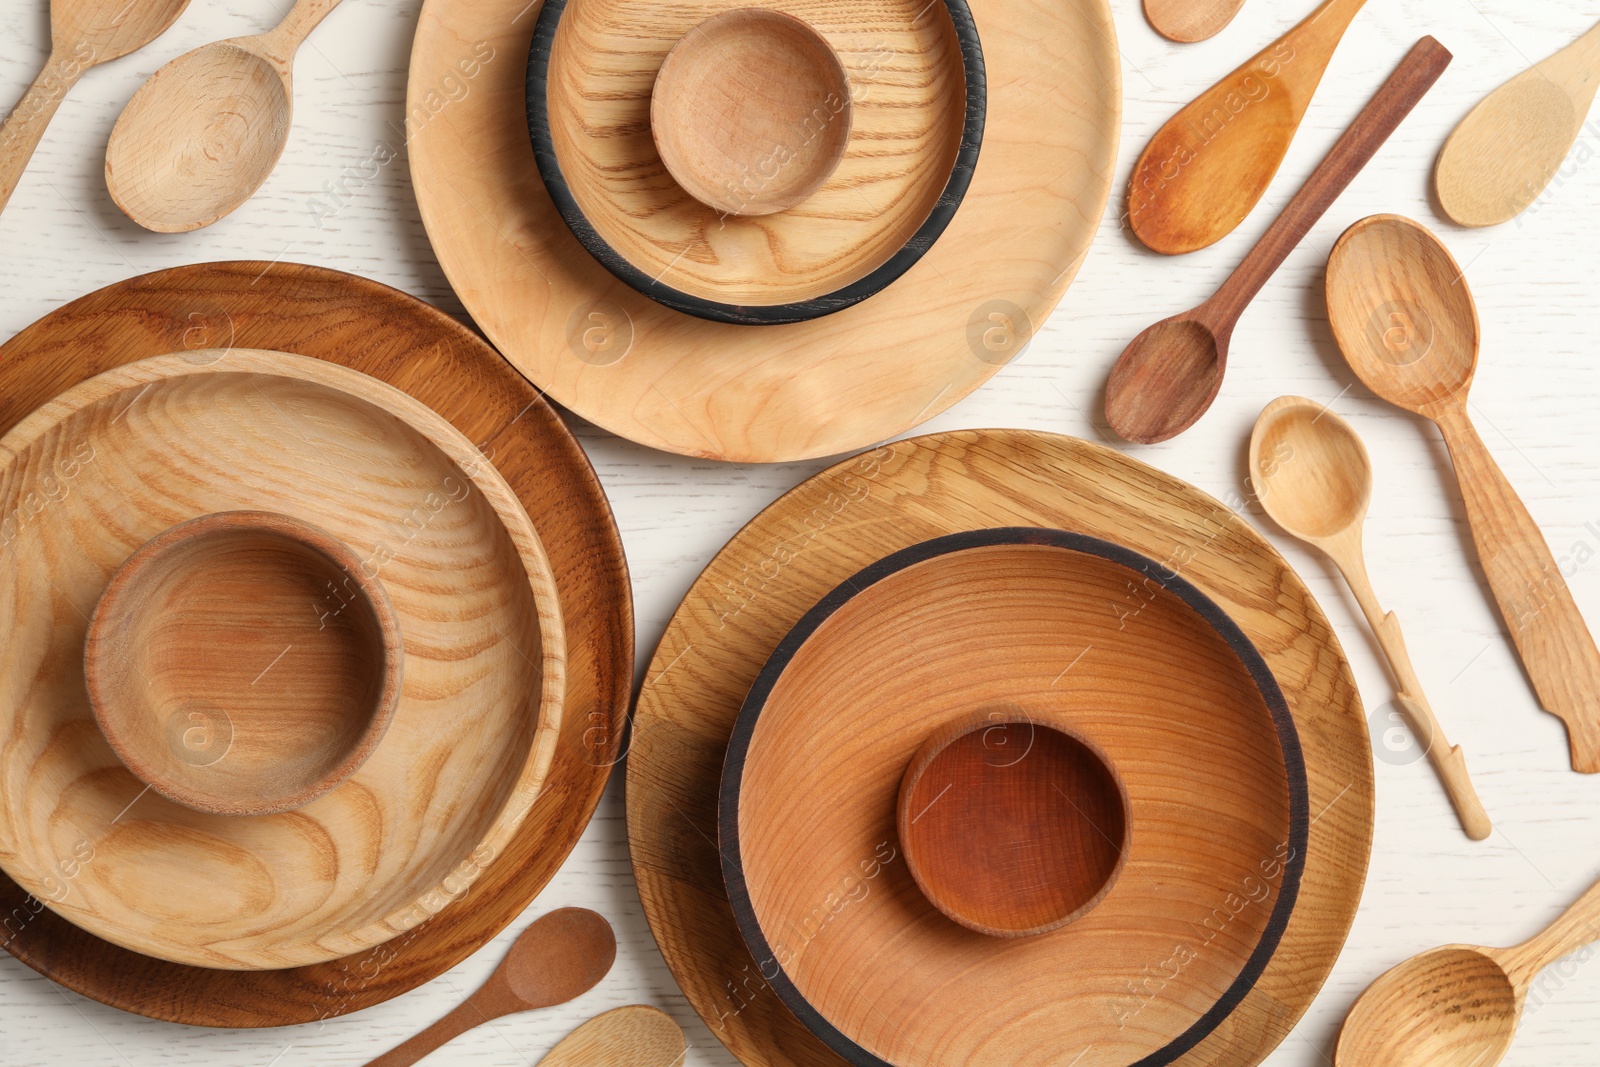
[0,0,191,218]
[1250,396,1490,839]
[363,908,617,1067]
[1144,0,1249,45]
[104,0,344,232]
[1326,214,1600,772]
[1336,874,1600,1065]
[1436,19,1600,228]
[1105,38,1452,444]
[540,1006,686,1066]
[1128,0,1370,254]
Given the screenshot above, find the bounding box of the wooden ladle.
[1435,19,1600,228]
[1105,37,1452,444]
[1249,397,1490,839]
[0,0,191,218]
[1326,214,1600,773]
[364,908,617,1067]
[1144,0,1248,45]
[540,1006,686,1067]
[1336,874,1600,1065]
[1128,0,1371,254]
[104,0,344,233]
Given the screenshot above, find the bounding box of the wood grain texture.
[0,263,630,1022]
[1326,215,1600,774]
[1127,0,1369,255]
[539,1005,688,1067]
[628,430,1373,1067]
[83,510,407,819]
[1436,19,1600,228]
[1143,0,1248,45]
[414,0,1117,459]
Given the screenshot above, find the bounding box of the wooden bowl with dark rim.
[720,527,1309,1067]
[526,0,986,325]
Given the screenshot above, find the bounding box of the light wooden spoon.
[1128,0,1372,254]
[364,908,617,1067]
[1336,875,1600,1065]
[1436,20,1600,228]
[1144,0,1249,45]
[1250,396,1491,840]
[1326,214,1600,773]
[541,1006,686,1067]
[0,0,191,218]
[105,0,343,232]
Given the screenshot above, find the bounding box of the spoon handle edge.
[0,54,84,218]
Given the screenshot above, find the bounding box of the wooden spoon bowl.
[651,9,851,216]
[85,510,403,817]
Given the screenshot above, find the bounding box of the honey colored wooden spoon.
[540,1006,686,1067]
[1128,0,1371,254]
[1336,875,1600,1065]
[1250,397,1490,840]
[1326,214,1600,773]
[1436,20,1600,228]
[1144,0,1248,45]
[104,0,343,233]
[364,908,617,1067]
[1105,38,1452,444]
[0,0,191,218]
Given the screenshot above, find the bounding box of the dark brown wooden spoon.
[1104,37,1451,444]
[365,908,616,1067]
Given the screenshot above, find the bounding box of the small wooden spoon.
[1336,874,1600,1065]
[105,0,343,233]
[1436,19,1600,228]
[1326,214,1600,773]
[364,908,617,1067]
[0,0,191,217]
[1249,397,1490,840]
[1105,38,1452,444]
[540,1006,686,1067]
[1128,0,1370,254]
[1144,0,1248,45]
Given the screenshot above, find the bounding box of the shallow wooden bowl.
[721,527,1307,1067]
[0,349,565,971]
[84,510,405,818]
[527,0,985,324]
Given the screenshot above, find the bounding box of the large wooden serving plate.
[409,0,1119,461]
[628,430,1374,1067]
[0,263,630,1024]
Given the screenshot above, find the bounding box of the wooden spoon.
[1105,38,1452,444]
[540,1006,686,1067]
[1128,0,1370,254]
[104,0,343,233]
[0,0,191,218]
[1326,214,1600,773]
[1436,20,1600,228]
[1249,397,1491,840]
[1144,0,1248,45]
[1336,874,1600,1065]
[364,908,617,1067]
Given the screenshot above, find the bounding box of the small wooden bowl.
[84,511,404,818]
[651,9,852,217]
[897,713,1129,938]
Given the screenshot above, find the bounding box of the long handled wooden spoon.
[364,908,617,1067]
[1105,38,1452,444]
[1250,396,1491,839]
[0,0,191,218]
[540,1006,686,1066]
[104,0,344,233]
[1128,0,1370,254]
[1436,19,1600,228]
[1336,874,1600,1065]
[1143,0,1249,45]
[1326,214,1600,773]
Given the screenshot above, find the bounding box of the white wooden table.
[2,0,1598,1063]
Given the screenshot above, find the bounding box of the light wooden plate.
[0,349,564,970]
[409,0,1118,461]
[628,429,1374,1067]
[0,262,630,1023]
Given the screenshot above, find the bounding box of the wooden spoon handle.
[0,54,83,217]
[1513,875,1600,978]
[1208,37,1451,325]
[1434,405,1600,772]
[260,0,344,63]
[363,997,498,1067]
